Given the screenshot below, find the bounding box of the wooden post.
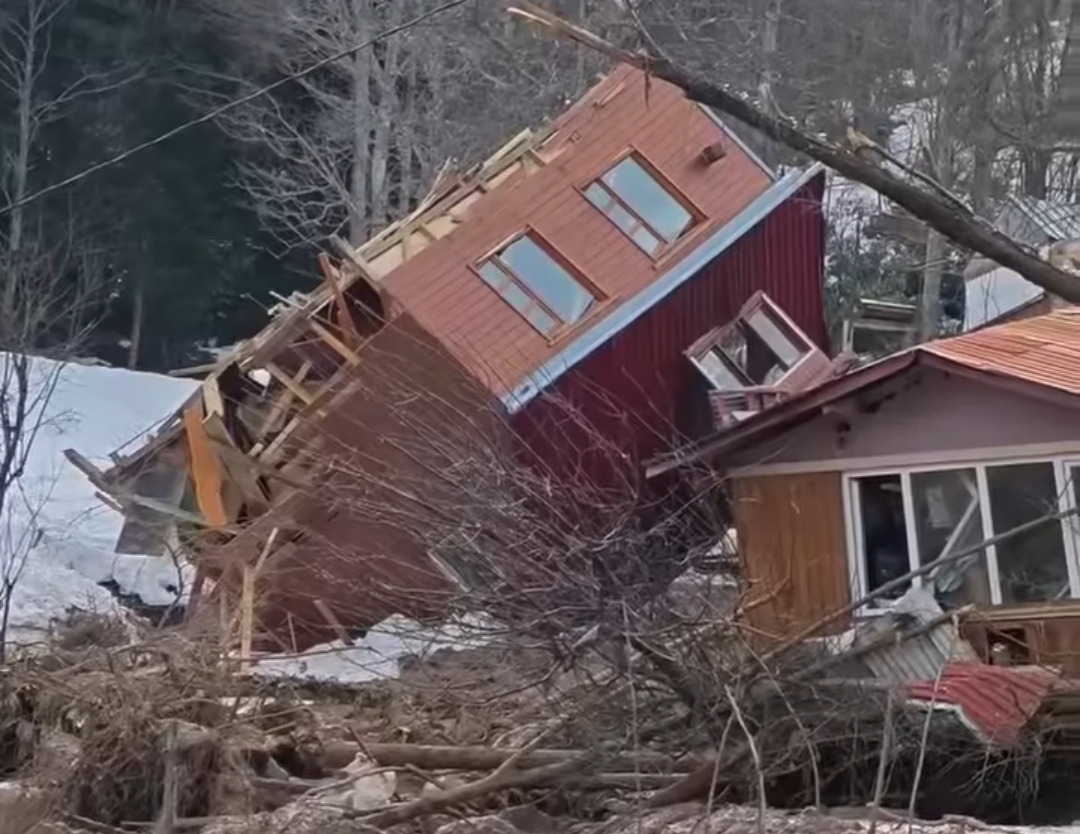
[240,565,255,669]
[154,721,179,834]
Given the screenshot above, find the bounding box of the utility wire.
[0,0,469,218]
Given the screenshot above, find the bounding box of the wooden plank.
[313,598,355,646]
[240,565,255,668]
[309,319,362,366]
[265,362,315,406]
[183,403,229,528]
[257,360,312,439]
[733,471,850,641]
[202,377,225,419]
[318,250,362,343]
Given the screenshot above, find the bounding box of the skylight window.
[691,297,811,389]
[477,235,597,337]
[585,155,695,255]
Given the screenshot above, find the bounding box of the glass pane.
[698,349,746,389]
[855,474,911,601]
[987,462,1070,603]
[910,468,991,608]
[477,262,557,336]
[745,309,805,369]
[602,158,694,241]
[499,237,595,325]
[586,184,662,254]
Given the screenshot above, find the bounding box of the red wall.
[511,175,826,489]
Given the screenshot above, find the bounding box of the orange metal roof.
[922,308,1080,396]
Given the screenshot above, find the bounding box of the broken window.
[911,468,991,608]
[477,234,597,336]
[987,462,1070,603]
[585,155,695,255]
[848,458,1079,610]
[692,298,811,390]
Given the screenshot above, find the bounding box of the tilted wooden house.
[69,66,829,652]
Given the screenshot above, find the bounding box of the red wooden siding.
[511,176,826,487]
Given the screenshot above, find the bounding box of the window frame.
[688,293,815,391]
[473,229,605,339]
[842,455,1080,612]
[581,149,704,257]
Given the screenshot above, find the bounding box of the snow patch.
[0,356,196,642]
[253,614,495,684]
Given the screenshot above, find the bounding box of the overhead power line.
[0,0,470,218]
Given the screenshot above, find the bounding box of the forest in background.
[0,0,1078,371]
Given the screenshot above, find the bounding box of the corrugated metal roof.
[907,663,1059,747]
[922,308,1080,396]
[1011,195,1080,241]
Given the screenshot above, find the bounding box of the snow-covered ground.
[2,356,197,644]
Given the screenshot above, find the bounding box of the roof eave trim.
[500,163,826,414]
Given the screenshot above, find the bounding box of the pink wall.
[728,366,1080,470]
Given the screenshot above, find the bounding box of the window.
[585,156,695,255]
[691,299,811,390]
[477,235,597,337]
[847,459,1078,610]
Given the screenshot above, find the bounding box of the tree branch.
[507,1,1080,304]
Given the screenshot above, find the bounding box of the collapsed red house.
[67,66,828,652]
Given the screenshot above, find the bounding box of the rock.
[434,815,522,834]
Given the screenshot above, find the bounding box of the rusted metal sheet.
[512,177,827,485]
[908,663,1061,747]
[923,308,1080,395]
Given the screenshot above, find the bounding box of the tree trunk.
[349,0,374,246]
[128,279,144,369]
[919,229,944,341]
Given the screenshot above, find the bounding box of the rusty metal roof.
[922,308,1080,396]
[907,663,1060,747]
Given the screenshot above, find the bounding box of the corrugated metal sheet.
[854,589,979,684]
[907,663,1060,747]
[511,176,826,486]
[1012,196,1080,241]
[923,308,1080,396]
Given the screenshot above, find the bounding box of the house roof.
[646,308,1080,477]
[1010,195,1080,242]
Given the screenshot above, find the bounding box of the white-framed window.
[844,456,1080,610]
[689,293,813,391]
[584,154,697,256]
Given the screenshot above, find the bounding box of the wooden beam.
[309,319,362,366]
[313,598,355,646]
[202,377,225,419]
[240,565,255,668]
[183,403,229,528]
[258,360,312,438]
[265,362,315,405]
[318,250,363,342]
[63,448,109,491]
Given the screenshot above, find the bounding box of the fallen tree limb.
[324,741,700,773]
[348,756,590,827]
[507,1,1080,303]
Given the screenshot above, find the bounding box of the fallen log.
[324,741,700,773]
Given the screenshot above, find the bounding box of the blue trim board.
[500,163,826,414]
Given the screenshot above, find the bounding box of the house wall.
[732,470,851,638]
[383,67,775,395]
[728,366,1080,475]
[513,177,827,488]
[200,312,502,652]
